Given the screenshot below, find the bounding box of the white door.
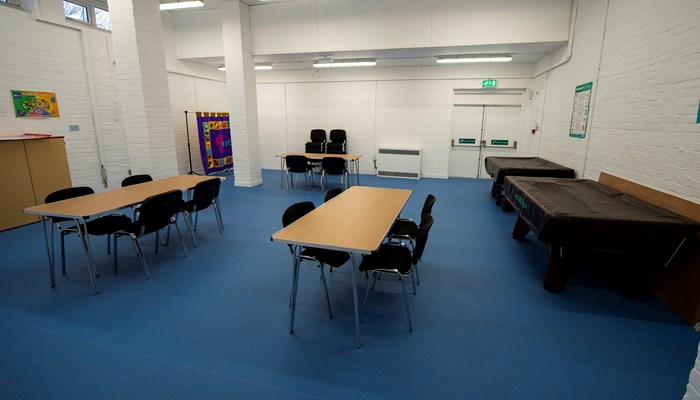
[480,105,521,177]
[448,105,483,178]
[449,105,521,178]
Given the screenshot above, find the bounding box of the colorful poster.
[196,112,233,174]
[11,90,60,118]
[569,82,592,138]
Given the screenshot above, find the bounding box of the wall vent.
[376,148,421,179]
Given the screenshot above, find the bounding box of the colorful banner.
[196,112,233,174]
[11,90,60,118]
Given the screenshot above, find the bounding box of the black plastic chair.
[121,174,153,219]
[180,178,223,248]
[285,155,313,190]
[320,157,348,190]
[45,187,131,275]
[305,129,326,154]
[359,214,434,332]
[326,129,347,154]
[282,201,350,319]
[388,194,436,246]
[121,174,153,187]
[113,190,188,278]
[324,187,343,202]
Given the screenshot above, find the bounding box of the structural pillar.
[108,0,179,178]
[221,1,263,187]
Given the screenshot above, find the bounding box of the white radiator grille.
[376,148,421,179]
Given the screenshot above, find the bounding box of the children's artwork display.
[11,90,60,118]
[196,112,233,174]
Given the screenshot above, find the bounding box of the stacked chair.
[325,129,347,154]
[305,129,326,154]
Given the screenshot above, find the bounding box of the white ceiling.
[166,0,567,70]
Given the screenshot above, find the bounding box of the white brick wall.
[686,343,700,400]
[536,0,700,201]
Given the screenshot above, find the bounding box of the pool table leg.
[511,216,531,239]
[543,244,572,292]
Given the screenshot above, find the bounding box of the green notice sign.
[459,138,476,144]
[491,139,509,146]
[482,79,497,88]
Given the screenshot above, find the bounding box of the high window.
[63,0,111,31]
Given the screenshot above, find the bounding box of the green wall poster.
[569,82,592,138]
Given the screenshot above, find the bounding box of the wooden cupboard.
[0,137,72,231]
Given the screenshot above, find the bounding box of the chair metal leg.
[319,264,333,319]
[414,263,421,285]
[113,233,119,275]
[172,221,188,257]
[183,211,197,248]
[60,230,66,275]
[130,235,151,279]
[411,273,417,295]
[400,274,413,332]
[360,271,377,323]
[214,199,224,232]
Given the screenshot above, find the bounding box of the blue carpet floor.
[0,169,696,399]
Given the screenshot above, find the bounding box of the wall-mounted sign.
[569,82,592,138]
[490,139,509,146]
[11,90,60,118]
[459,138,476,144]
[482,79,497,88]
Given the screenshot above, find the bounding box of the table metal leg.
[289,245,301,333]
[280,157,285,189]
[354,159,360,186]
[40,216,56,288]
[351,252,361,348]
[75,218,100,295]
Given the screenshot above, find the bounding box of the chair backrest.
[121,174,153,187]
[286,155,310,173]
[421,194,437,217]
[324,187,343,202]
[191,178,221,212]
[321,157,346,175]
[329,129,346,142]
[310,129,326,143]
[136,189,183,236]
[412,214,434,264]
[378,242,413,274]
[282,201,315,227]
[45,186,94,204]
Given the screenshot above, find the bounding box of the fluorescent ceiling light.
[436,54,512,64]
[312,58,376,68]
[217,65,226,71]
[160,1,204,11]
[255,63,273,70]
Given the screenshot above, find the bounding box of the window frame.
[63,0,111,32]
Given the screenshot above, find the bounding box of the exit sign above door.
[482,79,497,88]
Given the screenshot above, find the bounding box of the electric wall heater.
[376,148,421,179]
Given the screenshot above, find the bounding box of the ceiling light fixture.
[312,58,377,68]
[255,63,273,71]
[217,65,226,71]
[436,54,513,64]
[159,1,205,11]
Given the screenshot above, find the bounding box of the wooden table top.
[24,175,218,219]
[271,186,411,254]
[277,152,362,161]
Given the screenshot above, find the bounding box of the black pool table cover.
[485,157,575,185]
[503,176,700,293]
[504,177,700,246]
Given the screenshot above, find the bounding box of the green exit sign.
[491,139,509,146]
[459,138,476,144]
[482,79,497,88]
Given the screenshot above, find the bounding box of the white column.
[108,0,179,178]
[221,1,263,187]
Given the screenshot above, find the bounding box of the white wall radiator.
[376,148,421,179]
